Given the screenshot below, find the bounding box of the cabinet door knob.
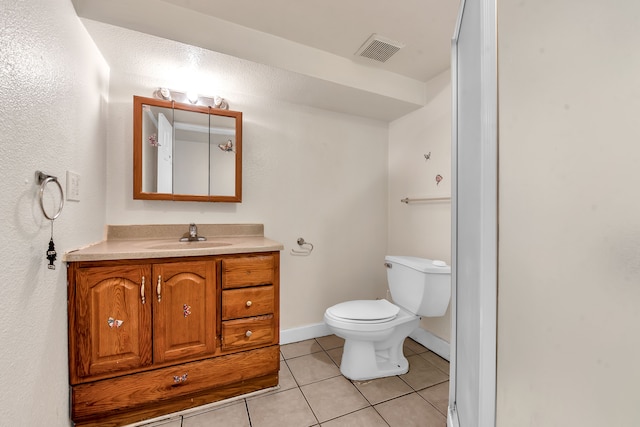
[141,276,146,304]
[246,300,252,307]
[157,275,162,302]
[245,330,253,338]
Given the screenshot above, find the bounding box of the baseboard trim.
[280,322,331,344]
[409,328,450,361]
[280,323,450,362]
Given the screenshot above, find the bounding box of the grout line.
[371,405,392,427]
[276,337,448,426]
[300,342,391,426]
[416,391,448,418]
[297,340,323,426]
[146,337,447,426]
[282,358,302,388]
[299,388,321,426]
[244,399,253,427]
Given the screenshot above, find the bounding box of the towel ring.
[37,171,64,220]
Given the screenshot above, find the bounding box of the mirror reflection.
[134,96,242,202]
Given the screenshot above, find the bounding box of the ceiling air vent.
[355,34,405,63]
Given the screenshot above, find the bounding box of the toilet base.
[340,340,411,380]
[332,313,420,381]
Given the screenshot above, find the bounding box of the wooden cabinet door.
[72,264,152,381]
[153,260,216,363]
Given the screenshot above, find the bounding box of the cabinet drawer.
[222,315,276,351]
[222,285,274,320]
[71,346,280,423]
[222,255,275,289]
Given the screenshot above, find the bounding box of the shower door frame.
[448,0,498,426]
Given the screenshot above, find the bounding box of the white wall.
[388,72,452,342]
[101,30,390,330]
[0,0,109,425]
[497,0,640,425]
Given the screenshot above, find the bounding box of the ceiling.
[72,0,460,121]
[156,0,458,82]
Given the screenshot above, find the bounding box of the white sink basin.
[146,241,231,250]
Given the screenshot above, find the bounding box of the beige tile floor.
[178,335,449,427]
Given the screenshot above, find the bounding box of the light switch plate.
[66,171,80,201]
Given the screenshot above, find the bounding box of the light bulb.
[159,88,171,100]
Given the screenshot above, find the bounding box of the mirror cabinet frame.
[133,96,242,202]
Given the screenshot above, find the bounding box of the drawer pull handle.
[157,275,162,302]
[245,330,253,338]
[246,300,252,307]
[140,276,146,304]
[173,373,188,384]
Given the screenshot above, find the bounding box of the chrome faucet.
[180,223,207,242]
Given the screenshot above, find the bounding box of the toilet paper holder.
[290,237,314,256]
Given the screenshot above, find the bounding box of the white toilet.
[324,255,451,381]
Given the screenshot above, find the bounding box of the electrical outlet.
[66,171,80,201]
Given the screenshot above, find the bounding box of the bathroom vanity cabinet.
[67,251,280,427]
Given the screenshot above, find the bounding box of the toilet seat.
[325,299,399,323]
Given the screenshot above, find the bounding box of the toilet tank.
[385,256,451,317]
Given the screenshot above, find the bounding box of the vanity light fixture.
[159,87,172,100]
[153,87,229,109]
[186,91,199,104]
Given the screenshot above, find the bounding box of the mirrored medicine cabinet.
[133,96,242,202]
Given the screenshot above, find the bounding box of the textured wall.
[497,0,640,425]
[0,0,109,425]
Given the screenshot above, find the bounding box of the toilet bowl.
[324,299,419,380]
[324,256,451,381]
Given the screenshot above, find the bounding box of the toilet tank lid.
[385,256,451,274]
